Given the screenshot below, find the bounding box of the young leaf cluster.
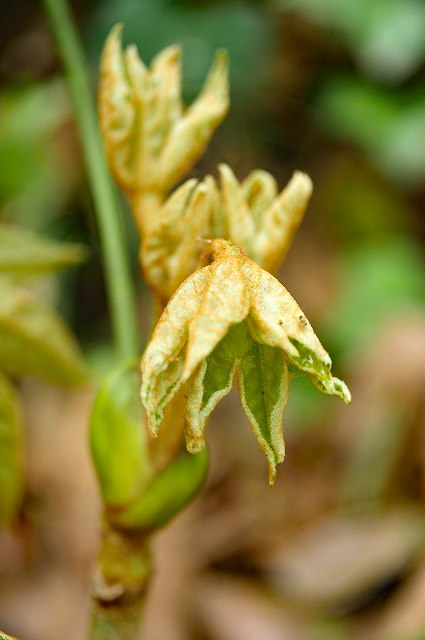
[99,24,229,197]
[141,165,313,302]
[98,26,351,485]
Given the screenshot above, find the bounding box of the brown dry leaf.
[368,560,425,640]
[262,509,425,609]
[191,575,309,640]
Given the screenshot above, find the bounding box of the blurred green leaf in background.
[0,81,80,229]
[316,78,425,185]
[280,0,425,83]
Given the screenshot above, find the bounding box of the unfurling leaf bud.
[90,361,150,508]
[141,240,350,484]
[139,165,312,302]
[98,24,229,197]
[90,361,209,530]
[141,179,211,302]
[211,164,313,273]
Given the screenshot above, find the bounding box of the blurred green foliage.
[279,0,425,185]
[316,78,425,185]
[0,223,88,525]
[0,223,86,276]
[319,163,414,243]
[323,238,425,358]
[280,0,425,83]
[0,81,76,228]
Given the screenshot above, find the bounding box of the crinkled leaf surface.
[183,250,250,380]
[0,370,23,525]
[141,179,211,301]
[141,268,210,434]
[141,240,350,484]
[99,25,228,194]
[289,338,350,400]
[0,279,88,385]
[159,50,229,191]
[209,165,312,274]
[242,261,351,404]
[0,223,86,276]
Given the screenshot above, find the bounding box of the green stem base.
[89,597,146,640]
[88,524,151,640]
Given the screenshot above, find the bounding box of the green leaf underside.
[0,223,86,275]
[0,371,23,524]
[0,280,88,386]
[186,322,288,484]
[289,338,351,404]
[185,329,238,452]
[239,338,287,485]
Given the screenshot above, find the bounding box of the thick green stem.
[88,524,151,640]
[42,0,138,360]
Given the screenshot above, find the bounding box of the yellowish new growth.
[212,164,313,273]
[140,167,313,302]
[141,241,350,420]
[98,27,350,484]
[99,26,312,305]
[98,24,229,198]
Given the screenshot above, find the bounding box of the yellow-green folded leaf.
[90,361,150,507]
[99,25,229,195]
[98,23,136,191]
[185,321,288,483]
[0,223,86,276]
[0,280,88,386]
[141,179,211,301]
[185,323,243,453]
[241,169,277,224]
[0,370,24,525]
[141,268,210,435]
[257,170,312,273]
[218,163,255,256]
[0,631,18,640]
[159,50,229,192]
[242,261,350,404]
[208,167,312,274]
[183,247,250,380]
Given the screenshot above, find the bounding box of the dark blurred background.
[1,1,425,639]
